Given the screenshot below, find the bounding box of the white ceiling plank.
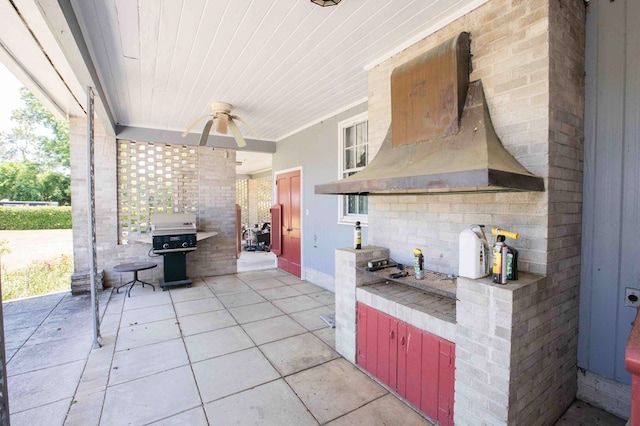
[0,0,71,118]
[179,0,255,125]
[137,0,161,127]
[149,0,184,123]
[58,0,491,170]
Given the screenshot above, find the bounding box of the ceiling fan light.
[310,0,341,6]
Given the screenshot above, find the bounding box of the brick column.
[334,246,388,363]
[455,273,552,425]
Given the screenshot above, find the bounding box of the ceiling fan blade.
[216,113,229,135]
[181,115,210,137]
[228,119,247,147]
[198,119,214,146]
[231,115,260,139]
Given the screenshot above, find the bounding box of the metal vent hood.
[315,32,544,195]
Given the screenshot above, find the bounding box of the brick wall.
[363,0,586,423]
[69,116,237,291]
[367,0,551,275]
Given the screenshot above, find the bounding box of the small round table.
[113,262,157,297]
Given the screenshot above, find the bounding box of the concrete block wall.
[363,0,586,423]
[367,0,552,275]
[456,273,554,424]
[190,147,237,277]
[334,246,388,363]
[69,115,238,292]
[544,0,586,417]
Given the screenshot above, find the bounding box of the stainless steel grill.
[150,213,197,290]
[151,214,197,254]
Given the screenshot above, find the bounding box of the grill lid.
[314,32,544,195]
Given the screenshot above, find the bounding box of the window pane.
[356,144,367,168]
[345,127,354,148]
[356,122,367,146]
[358,195,368,214]
[347,195,357,214]
[345,148,355,170]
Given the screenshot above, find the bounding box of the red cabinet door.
[356,303,455,425]
[438,340,455,426]
[376,311,399,389]
[356,302,367,367]
[421,331,440,420]
[365,304,379,375]
[404,324,423,409]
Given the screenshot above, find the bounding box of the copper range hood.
[315,32,544,195]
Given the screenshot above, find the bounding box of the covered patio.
[4,268,437,425]
[3,267,625,425]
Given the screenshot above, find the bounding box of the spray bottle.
[491,227,520,284]
[354,221,362,250]
[413,248,425,279]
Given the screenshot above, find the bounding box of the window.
[338,112,368,224]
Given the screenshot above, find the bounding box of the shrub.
[0,206,72,230]
[1,255,73,301]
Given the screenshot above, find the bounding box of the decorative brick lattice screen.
[257,179,272,225]
[117,141,199,244]
[236,179,249,227]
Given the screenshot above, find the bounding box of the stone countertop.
[357,280,457,341]
[357,265,457,299]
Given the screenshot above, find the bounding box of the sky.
[0,62,25,133]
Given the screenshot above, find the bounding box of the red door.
[276,170,301,277]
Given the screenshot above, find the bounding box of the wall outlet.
[625,288,640,308]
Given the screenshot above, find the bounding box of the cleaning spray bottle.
[413,248,424,280]
[491,227,520,284]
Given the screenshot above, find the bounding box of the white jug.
[458,225,490,279]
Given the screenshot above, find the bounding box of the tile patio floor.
[3,266,628,425]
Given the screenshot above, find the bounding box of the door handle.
[390,330,395,339]
[287,228,293,232]
[400,336,406,345]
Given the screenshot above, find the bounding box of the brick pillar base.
[334,246,389,363]
[71,270,104,295]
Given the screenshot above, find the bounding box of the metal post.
[86,87,101,348]
[0,265,10,425]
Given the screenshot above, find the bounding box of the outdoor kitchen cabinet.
[356,302,454,426]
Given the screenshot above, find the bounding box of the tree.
[0,87,70,204]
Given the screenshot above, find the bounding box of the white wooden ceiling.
[70,0,488,143]
[0,0,488,173]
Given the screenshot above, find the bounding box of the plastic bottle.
[458,225,490,279]
[506,246,518,280]
[492,235,507,284]
[354,221,361,249]
[413,248,424,279]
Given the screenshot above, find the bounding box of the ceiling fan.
[181,102,258,148]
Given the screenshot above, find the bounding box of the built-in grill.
[151,213,197,289]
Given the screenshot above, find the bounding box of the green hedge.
[0,206,72,230]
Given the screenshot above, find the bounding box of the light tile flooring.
[63,269,432,425]
[2,265,628,425]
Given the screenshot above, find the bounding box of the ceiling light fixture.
[310,0,341,6]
